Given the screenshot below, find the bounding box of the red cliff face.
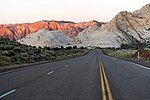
[0,20,104,40]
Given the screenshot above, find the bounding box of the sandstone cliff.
[0,20,103,40]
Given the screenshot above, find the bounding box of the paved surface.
[123,58,150,68]
[0,49,150,100]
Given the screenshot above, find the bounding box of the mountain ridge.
[1,4,150,48]
[73,3,150,47]
[0,20,104,40]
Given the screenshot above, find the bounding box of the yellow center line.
[98,56,114,100]
[100,60,113,100]
[99,57,106,100]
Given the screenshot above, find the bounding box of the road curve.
[0,49,150,100]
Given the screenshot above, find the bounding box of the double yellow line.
[98,56,113,100]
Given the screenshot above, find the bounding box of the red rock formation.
[0,20,104,40]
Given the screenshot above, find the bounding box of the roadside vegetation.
[103,48,137,58]
[0,37,89,68]
[133,48,150,61]
[103,43,150,61]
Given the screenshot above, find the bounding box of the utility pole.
[138,52,140,61]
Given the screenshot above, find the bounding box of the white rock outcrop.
[74,4,150,48]
[18,4,150,48]
[18,29,72,47]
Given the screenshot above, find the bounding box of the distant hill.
[0,20,103,40]
[3,4,150,48]
[73,3,150,48]
[18,29,72,47]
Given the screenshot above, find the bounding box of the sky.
[0,0,149,24]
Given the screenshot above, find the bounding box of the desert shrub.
[7,50,15,56]
[13,47,22,52]
[0,56,11,66]
[38,46,42,49]
[2,51,9,56]
[66,46,72,50]
[60,46,64,49]
[50,52,56,57]
[80,46,84,50]
[14,42,21,46]
[32,46,37,48]
[133,49,150,59]
[53,47,60,51]
[30,55,40,61]
[20,53,28,57]
[44,46,51,50]
[39,54,49,60]
[0,61,10,66]
[73,46,77,49]
[34,49,41,54]
[0,45,14,50]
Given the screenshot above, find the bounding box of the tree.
[73,46,77,49]
[80,46,84,50]
[66,46,72,50]
[61,46,64,49]
[38,46,42,49]
[53,47,60,51]
[44,46,51,50]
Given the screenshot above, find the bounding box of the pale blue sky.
[0,0,149,24]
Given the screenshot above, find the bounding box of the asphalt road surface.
[0,49,150,100]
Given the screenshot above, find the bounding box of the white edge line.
[128,62,150,70]
[0,89,16,99]
[111,57,150,71]
[47,71,54,75]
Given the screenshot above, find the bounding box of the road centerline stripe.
[100,60,113,100]
[99,57,106,100]
[65,65,68,67]
[98,56,113,100]
[0,89,16,99]
[47,71,54,75]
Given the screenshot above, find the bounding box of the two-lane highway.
[0,49,150,100]
[97,50,150,100]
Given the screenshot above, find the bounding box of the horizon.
[0,0,150,24]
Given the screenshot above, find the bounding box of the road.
[0,49,150,100]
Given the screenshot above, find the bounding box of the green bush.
[7,50,15,56]
[80,46,84,50]
[0,37,89,67]
[2,50,15,57]
[0,45,14,50]
[34,49,41,54]
[73,46,77,49]
[13,47,22,52]
[53,47,60,51]
[66,46,72,50]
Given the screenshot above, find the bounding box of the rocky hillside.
[75,4,150,48]
[0,20,103,40]
[73,23,121,48]
[2,4,149,48]
[18,29,72,47]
